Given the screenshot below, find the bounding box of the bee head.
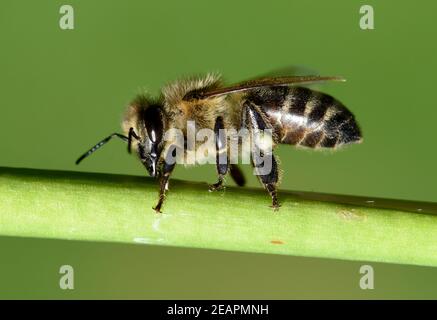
[123,95,166,178]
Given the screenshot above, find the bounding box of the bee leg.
[153,164,175,213]
[209,116,228,192]
[242,101,280,210]
[208,177,225,192]
[252,145,280,210]
[229,164,246,187]
[153,147,177,213]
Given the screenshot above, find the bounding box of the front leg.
[242,101,281,210]
[153,146,177,213]
[209,116,229,191]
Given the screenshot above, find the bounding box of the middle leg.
[209,116,228,191]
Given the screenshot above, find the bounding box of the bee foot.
[208,183,225,192]
[153,204,163,213]
[269,203,281,211]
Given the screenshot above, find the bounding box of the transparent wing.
[199,75,345,99]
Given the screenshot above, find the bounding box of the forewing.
[199,76,345,99]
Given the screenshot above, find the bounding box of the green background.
[1,0,436,298]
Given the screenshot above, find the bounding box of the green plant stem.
[1,167,437,267]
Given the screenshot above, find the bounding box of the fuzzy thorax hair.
[161,73,223,107]
[121,73,234,151]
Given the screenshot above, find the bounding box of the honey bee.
[76,74,362,213]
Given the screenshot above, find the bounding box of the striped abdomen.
[247,86,362,148]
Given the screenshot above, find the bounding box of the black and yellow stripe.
[248,86,362,149]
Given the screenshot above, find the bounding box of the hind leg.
[241,101,280,210]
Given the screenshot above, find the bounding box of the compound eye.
[143,106,163,144]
